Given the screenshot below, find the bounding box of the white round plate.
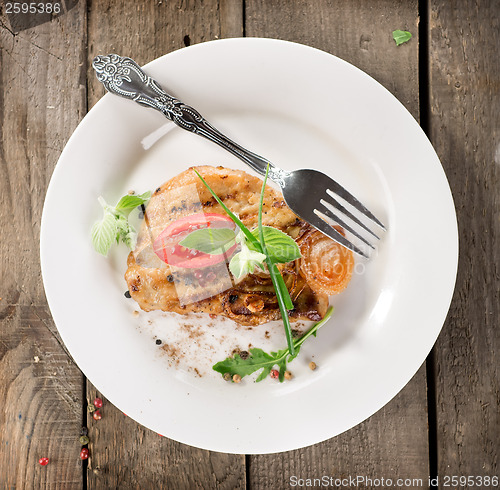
[41,38,458,454]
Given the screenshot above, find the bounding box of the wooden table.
[1,1,498,488]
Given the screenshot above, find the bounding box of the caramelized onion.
[298,230,354,295]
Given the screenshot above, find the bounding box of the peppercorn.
[80,426,88,436]
[239,350,249,360]
[80,448,89,460]
[229,294,238,303]
[223,372,231,381]
[93,411,102,421]
[79,435,90,445]
[93,398,103,408]
[167,274,174,282]
[270,369,279,379]
[309,361,317,371]
[124,290,131,298]
[87,404,95,413]
[155,339,162,345]
[284,371,293,380]
[232,374,242,383]
[39,457,49,466]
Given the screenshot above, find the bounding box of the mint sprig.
[213,306,333,382]
[91,191,151,256]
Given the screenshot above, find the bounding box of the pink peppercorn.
[39,457,49,466]
[80,448,89,460]
[92,410,102,420]
[93,398,103,408]
[270,369,279,379]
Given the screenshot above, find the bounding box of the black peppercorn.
[155,339,162,345]
[229,294,238,303]
[124,290,131,298]
[167,274,174,282]
[239,350,249,360]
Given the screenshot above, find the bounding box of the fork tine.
[323,194,380,240]
[327,181,386,230]
[319,199,375,250]
[308,210,370,258]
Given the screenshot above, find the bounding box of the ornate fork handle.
[92,54,284,183]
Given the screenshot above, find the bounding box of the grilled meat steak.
[125,166,352,325]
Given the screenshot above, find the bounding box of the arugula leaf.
[249,226,301,263]
[392,29,412,46]
[91,192,151,255]
[213,306,334,382]
[179,227,236,255]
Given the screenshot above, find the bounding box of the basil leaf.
[193,170,262,251]
[179,227,237,255]
[250,226,301,263]
[91,212,118,256]
[115,191,151,214]
[392,29,412,46]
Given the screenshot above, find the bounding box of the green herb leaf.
[213,306,334,382]
[194,167,295,355]
[91,191,151,255]
[392,29,412,46]
[229,243,267,279]
[115,191,151,215]
[179,227,236,255]
[193,170,262,251]
[91,212,118,256]
[214,348,276,379]
[249,226,301,263]
[257,165,296,355]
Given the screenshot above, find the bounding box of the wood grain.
[87,0,243,109]
[245,1,430,488]
[245,0,420,119]
[0,1,87,487]
[428,0,500,483]
[86,1,245,488]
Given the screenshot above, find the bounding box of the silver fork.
[92,54,385,258]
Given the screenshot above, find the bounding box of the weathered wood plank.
[245,1,430,487]
[245,0,420,119]
[86,1,245,488]
[87,0,243,109]
[86,386,245,489]
[0,306,83,488]
[428,0,499,483]
[0,2,86,487]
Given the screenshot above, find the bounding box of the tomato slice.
[153,213,237,268]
